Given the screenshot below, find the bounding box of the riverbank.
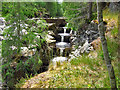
[15,11,119,88]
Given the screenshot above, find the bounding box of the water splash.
[52,56,67,64]
[61,35,64,42]
[63,27,67,33]
[56,42,70,48]
[60,48,64,56]
[58,33,70,36]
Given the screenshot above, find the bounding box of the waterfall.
[61,36,64,42]
[60,48,64,56]
[64,28,66,33]
[74,31,77,36]
[63,27,67,33]
[70,30,72,34]
[52,26,72,65]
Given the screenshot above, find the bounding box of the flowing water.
[52,27,71,64]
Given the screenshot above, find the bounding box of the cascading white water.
[61,36,64,42]
[63,27,67,33]
[52,26,71,65]
[58,33,70,36]
[60,48,64,56]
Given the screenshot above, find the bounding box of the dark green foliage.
[62,2,97,30]
[2,2,47,87]
[2,2,46,18]
[2,2,63,18]
[62,2,88,30]
[45,2,63,17]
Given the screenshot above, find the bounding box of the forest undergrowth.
[15,9,119,88]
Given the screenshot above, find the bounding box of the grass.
[97,37,119,87]
[16,8,119,88]
[16,31,119,88]
[103,8,119,88]
[17,53,111,88]
[111,27,118,38]
[103,8,118,38]
[103,8,118,25]
[15,74,33,88]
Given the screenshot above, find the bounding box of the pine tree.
[118,11,120,89]
[97,2,117,89]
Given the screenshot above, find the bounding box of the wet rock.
[48,31,55,36]
[46,39,56,44]
[54,35,61,42]
[64,36,71,43]
[45,34,56,44]
[91,37,101,50]
[72,20,100,48]
[43,18,66,27]
[47,23,56,30]
[57,27,64,33]
[66,28,71,33]
[21,47,36,56]
[46,34,54,40]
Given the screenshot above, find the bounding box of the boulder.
[21,47,36,56]
[43,18,66,27]
[47,23,56,30]
[91,37,101,50]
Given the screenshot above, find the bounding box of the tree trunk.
[88,2,92,20]
[118,12,120,89]
[97,2,117,89]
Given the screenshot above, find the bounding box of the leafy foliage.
[2,2,47,87]
[45,2,63,17]
[62,2,88,30]
[2,2,63,18]
[62,2,98,30]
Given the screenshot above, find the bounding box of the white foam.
[52,56,67,62]
[58,33,70,36]
[56,42,70,48]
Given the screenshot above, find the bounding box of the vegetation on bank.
[1,2,119,88]
[15,34,118,88]
[2,2,50,87]
[15,9,119,88]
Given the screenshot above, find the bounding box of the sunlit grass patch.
[16,35,118,88]
[103,9,118,27]
[111,27,118,38]
[70,55,100,68]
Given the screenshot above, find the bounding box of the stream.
[52,26,72,65]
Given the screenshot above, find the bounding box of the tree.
[2,2,46,87]
[87,2,92,21]
[62,2,88,30]
[62,2,97,30]
[2,2,63,18]
[45,2,63,17]
[97,2,117,89]
[117,3,120,88]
